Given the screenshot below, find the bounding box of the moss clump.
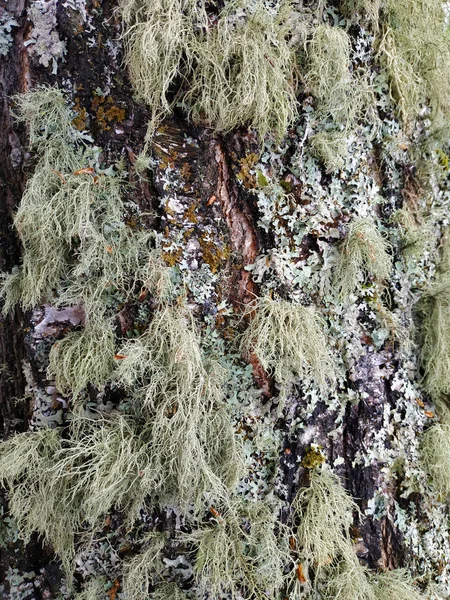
[120,0,297,141]
[116,304,242,509]
[240,296,336,400]
[378,0,450,130]
[333,217,392,300]
[301,445,326,469]
[183,498,290,599]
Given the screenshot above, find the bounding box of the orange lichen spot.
[183,202,199,224]
[207,194,217,206]
[109,579,120,600]
[209,506,222,519]
[162,247,183,267]
[74,167,95,176]
[50,169,67,184]
[296,563,307,583]
[114,354,128,360]
[91,94,126,131]
[425,410,436,418]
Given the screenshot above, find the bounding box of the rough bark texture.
[0,1,449,599]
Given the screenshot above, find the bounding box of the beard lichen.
[332,217,393,300]
[119,0,297,141]
[182,498,290,600]
[116,304,243,509]
[240,296,337,401]
[294,467,427,599]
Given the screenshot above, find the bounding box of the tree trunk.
[0,1,449,599]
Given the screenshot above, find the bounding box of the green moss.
[333,217,392,300]
[293,468,427,598]
[301,445,326,469]
[240,296,337,400]
[119,0,202,133]
[151,582,188,600]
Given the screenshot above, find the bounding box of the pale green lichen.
[304,24,372,170]
[183,498,290,599]
[421,423,450,497]
[122,532,167,599]
[2,87,153,315]
[419,236,450,399]
[117,304,242,509]
[333,217,392,300]
[378,0,450,130]
[0,427,77,576]
[47,315,115,398]
[293,468,426,598]
[0,416,155,578]
[240,296,336,400]
[186,0,297,141]
[120,0,297,141]
[293,468,358,575]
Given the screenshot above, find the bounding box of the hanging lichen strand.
[119,0,298,140]
[3,0,450,597]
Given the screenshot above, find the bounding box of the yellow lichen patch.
[183,201,199,225]
[72,97,87,131]
[236,153,260,189]
[301,445,326,469]
[91,95,126,131]
[198,233,231,274]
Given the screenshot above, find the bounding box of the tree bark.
[0,1,447,598]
